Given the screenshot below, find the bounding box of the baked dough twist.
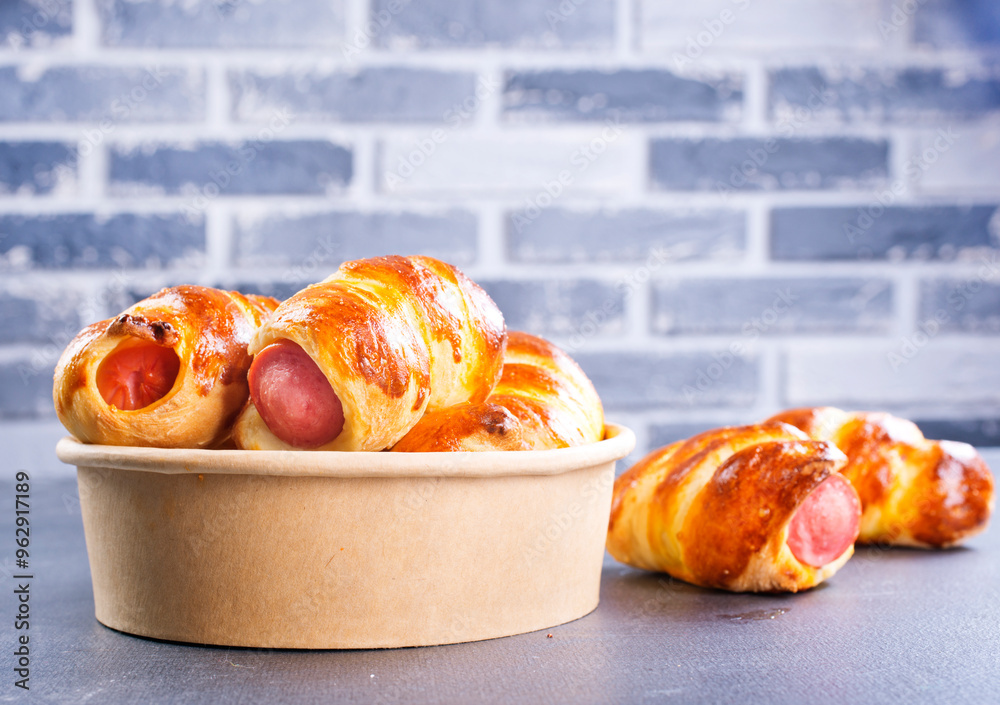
[392,331,604,451]
[767,407,995,547]
[607,422,861,593]
[53,286,278,448]
[234,255,507,452]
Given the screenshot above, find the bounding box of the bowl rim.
[55,423,636,478]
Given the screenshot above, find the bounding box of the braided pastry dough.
[392,331,604,452]
[607,423,860,592]
[53,286,278,448]
[233,255,506,452]
[767,407,995,547]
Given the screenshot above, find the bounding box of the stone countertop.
[1,472,997,705]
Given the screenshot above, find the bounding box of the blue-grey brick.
[507,208,745,264]
[108,283,188,311]
[235,211,478,282]
[120,281,301,307]
[653,277,894,335]
[574,351,758,410]
[98,0,343,47]
[651,137,888,191]
[0,142,74,195]
[231,68,478,123]
[649,420,754,449]
[914,0,1000,48]
[0,0,72,49]
[913,418,1000,447]
[0,214,205,270]
[480,280,624,338]
[110,142,352,196]
[0,290,82,344]
[106,280,294,311]
[771,205,1000,261]
[503,70,742,123]
[223,281,301,303]
[920,276,1000,333]
[374,0,613,49]
[0,66,204,122]
[770,67,1000,123]
[0,358,56,419]
[650,416,1000,451]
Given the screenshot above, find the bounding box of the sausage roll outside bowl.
[607,422,862,593]
[767,407,994,548]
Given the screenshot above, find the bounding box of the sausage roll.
[607,423,861,593]
[54,286,279,448]
[233,255,507,452]
[767,407,994,547]
[392,331,604,452]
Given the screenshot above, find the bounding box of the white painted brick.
[378,133,644,195]
[914,126,1000,192]
[786,341,1000,406]
[639,0,884,53]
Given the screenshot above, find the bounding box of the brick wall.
[2,0,999,474]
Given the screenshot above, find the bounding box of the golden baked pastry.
[607,423,861,592]
[233,255,507,452]
[53,286,278,448]
[767,407,995,547]
[392,331,604,451]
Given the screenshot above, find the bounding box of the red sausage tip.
[96,341,180,411]
[249,340,345,449]
[787,474,861,568]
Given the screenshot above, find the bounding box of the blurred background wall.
[1,0,999,474]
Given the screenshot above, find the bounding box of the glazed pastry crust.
[53,286,278,448]
[391,331,605,452]
[233,255,507,452]
[606,422,853,593]
[767,407,995,547]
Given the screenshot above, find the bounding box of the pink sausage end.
[249,340,345,449]
[787,474,861,568]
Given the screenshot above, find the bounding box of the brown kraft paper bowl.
[55,423,635,649]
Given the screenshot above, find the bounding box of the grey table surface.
[1,476,998,705]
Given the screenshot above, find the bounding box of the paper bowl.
[55,424,634,649]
